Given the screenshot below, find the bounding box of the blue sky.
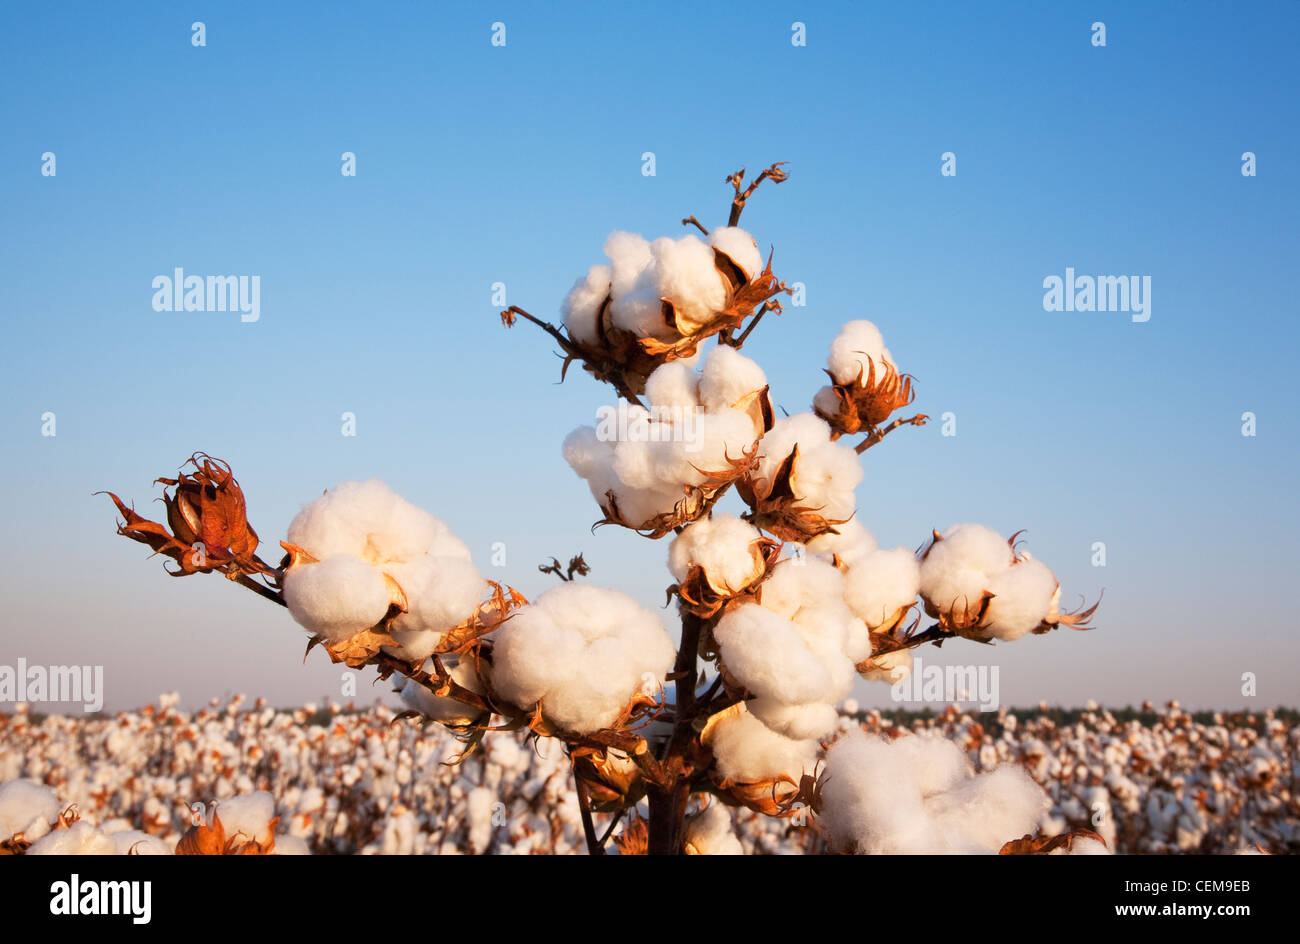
[1,2,1297,712]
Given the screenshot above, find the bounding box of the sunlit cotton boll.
[697,344,768,414]
[619,235,728,336]
[805,518,878,568]
[919,523,1015,617]
[827,320,895,385]
[684,800,744,855]
[0,779,59,843]
[981,556,1059,641]
[752,414,862,520]
[561,263,612,347]
[26,821,118,855]
[843,547,921,629]
[668,514,767,594]
[644,360,701,410]
[490,584,675,735]
[704,703,819,784]
[713,604,833,706]
[286,479,464,564]
[216,791,278,848]
[708,226,764,282]
[282,554,391,643]
[108,829,174,855]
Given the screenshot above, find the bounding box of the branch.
[727,162,789,227]
[681,215,709,236]
[854,413,929,453]
[573,770,605,856]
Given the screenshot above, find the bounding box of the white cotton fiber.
[283,481,484,653]
[26,821,118,855]
[395,656,484,726]
[644,360,701,410]
[109,830,174,855]
[684,801,744,855]
[919,523,1015,616]
[620,235,728,336]
[0,779,59,842]
[562,263,612,347]
[216,791,277,847]
[982,557,1058,641]
[283,554,391,643]
[274,834,313,855]
[708,226,763,282]
[827,320,895,386]
[698,344,767,413]
[752,414,862,520]
[805,518,878,568]
[489,584,674,734]
[705,703,819,784]
[714,604,832,705]
[668,514,765,593]
[748,698,840,741]
[860,646,913,684]
[819,730,1051,854]
[843,546,921,629]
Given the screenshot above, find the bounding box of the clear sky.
[1,2,1297,713]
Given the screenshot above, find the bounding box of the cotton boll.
[668,514,765,592]
[982,558,1058,641]
[562,264,612,347]
[758,557,846,619]
[828,320,893,386]
[273,834,312,855]
[0,779,59,842]
[603,230,653,300]
[714,605,832,705]
[287,479,441,565]
[705,703,819,783]
[1063,836,1111,855]
[283,555,391,643]
[684,801,744,855]
[708,226,763,282]
[819,730,931,854]
[812,384,841,419]
[748,698,840,741]
[384,555,486,660]
[805,518,878,568]
[891,735,972,796]
[753,414,862,519]
[926,765,1049,852]
[919,523,1015,615]
[216,791,278,847]
[645,360,701,410]
[629,235,728,334]
[843,547,922,629]
[109,829,174,855]
[698,344,768,414]
[395,657,484,726]
[490,584,674,735]
[860,646,913,684]
[26,821,118,855]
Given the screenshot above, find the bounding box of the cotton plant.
[99,162,1100,856]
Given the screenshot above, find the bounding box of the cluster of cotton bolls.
[489,583,676,735]
[281,480,486,661]
[563,345,770,529]
[3,697,1293,855]
[818,728,1052,854]
[563,228,765,345]
[919,523,1063,640]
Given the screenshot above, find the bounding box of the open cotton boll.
[753,414,863,519]
[684,801,744,855]
[819,730,935,854]
[981,557,1058,641]
[705,703,819,784]
[283,555,392,643]
[748,698,840,741]
[0,779,59,842]
[714,604,833,705]
[924,765,1049,852]
[383,555,486,661]
[708,226,763,282]
[273,834,312,855]
[286,479,444,565]
[109,830,174,855]
[216,791,278,847]
[758,557,846,620]
[827,320,894,385]
[668,514,766,592]
[644,360,701,410]
[490,584,674,735]
[621,235,729,335]
[395,657,484,726]
[890,735,972,796]
[805,518,878,568]
[860,646,913,684]
[603,230,653,300]
[843,547,922,629]
[562,263,612,347]
[26,821,119,855]
[1061,836,1111,855]
[698,344,768,413]
[919,523,1015,615]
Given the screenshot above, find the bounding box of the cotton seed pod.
[736,444,852,543]
[813,355,918,438]
[572,748,646,814]
[671,516,781,619]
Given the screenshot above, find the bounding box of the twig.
[727,162,789,226]
[727,299,780,349]
[854,413,929,453]
[573,769,605,855]
[681,215,709,236]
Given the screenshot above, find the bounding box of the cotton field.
[1,696,1293,855]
